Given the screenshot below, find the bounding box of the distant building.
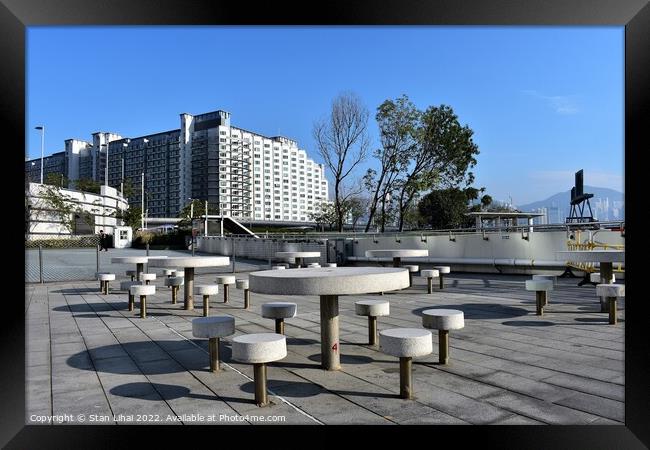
[24,109,330,222]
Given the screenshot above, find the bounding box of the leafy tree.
[75,177,101,194]
[418,188,474,230]
[44,173,68,188]
[177,199,220,228]
[345,195,367,230]
[313,92,370,231]
[115,206,142,232]
[308,203,337,231]
[364,95,417,232]
[480,194,493,209]
[394,104,480,231]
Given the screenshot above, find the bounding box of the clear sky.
[26,26,624,205]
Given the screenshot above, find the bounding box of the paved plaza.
[25,269,624,425]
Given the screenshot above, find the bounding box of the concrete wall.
[27,183,129,239]
[196,228,624,275]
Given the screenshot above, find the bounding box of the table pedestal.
[393,257,401,268]
[136,263,144,283]
[320,295,340,371]
[184,267,194,310]
[295,257,303,268]
[599,262,614,312]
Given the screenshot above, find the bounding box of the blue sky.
[26,26,623,205]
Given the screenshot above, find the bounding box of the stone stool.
[125,270,137,281]
[236,279,251,309]
[97,273,115,294]
[261,302,297,334]
[162,268,176,278]
[140,273,156,285]
[271,265,286,270]
[532,274,557,287]
[215,275,236,303]
[195,285,219,317]
[232,333,287,406]
[433,266,451,289]
[130,284,156,319]
[307,263,321,268]
[403,265,419,287]
[164,276,184,305]
[325,263,337,267]
[421,309,465,365]
[192,316,235,372]
[420,269,440,294]
[173,270,185,278]
[590,272,616,284]
[596,284,625,324]
[525,279,553,315]
[120,281,140,311]
[379,328,432,400]
[355,300,390,346]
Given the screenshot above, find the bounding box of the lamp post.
[140,139,150,230]
[101,143,109,187]
[34,126,44,184]
[119,142,128,196]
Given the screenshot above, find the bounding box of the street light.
[34,126,44,184]
[101,143,109,187]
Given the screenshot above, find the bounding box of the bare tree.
[313,92,370,231]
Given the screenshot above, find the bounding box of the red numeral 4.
[332,343,338,351]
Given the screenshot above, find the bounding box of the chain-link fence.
[25,236,268,283]
[26,236,102,283]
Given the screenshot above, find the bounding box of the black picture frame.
[3,0,647,447]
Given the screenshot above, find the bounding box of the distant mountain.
[518,186,624,223]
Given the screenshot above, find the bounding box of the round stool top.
[272,266,286,270]
[421,269,439,278]
[590,272,616,283]
[307,263,321,268]
[236,279,249,289]
[125,270,137,276]
[162,269,176,276]
[525,279,553,291]
[433,266,451,274]
[140,273,157,281]
[355,299,390,317]
[404,265,419,272]
[261,302,297,319]
[164,276,184,287]
[596,284,625,298]
[97,273,115,281]
[422,309,465,330]
[215,275,236,285]
[232,333,287,364]
[192,316,235,338]
[195,285,219,296]
[120,280,140,291]
[325,263,337,267]
[379,328,433,358]
[130,284,156,296]
[173,270,185,278]
[532,275,557,283]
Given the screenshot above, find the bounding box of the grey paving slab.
[26,272,625,425]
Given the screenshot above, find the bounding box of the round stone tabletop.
[555,250,624,263]
[147,256,230,268]
[276,251,321,258]
[111,256,150,264]
[249,267,409,296]
[365,249,429,258]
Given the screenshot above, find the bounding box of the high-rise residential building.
[24,109,329,222]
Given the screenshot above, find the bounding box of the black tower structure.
[566,169,595,223]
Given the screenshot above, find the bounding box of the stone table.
[275,251,321,268]
[111,255,168,282]
[249,267,409,371]
[555,250,624,286]
[148,256,230,310]
[365,249,429,268]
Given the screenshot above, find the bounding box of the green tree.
[121,178,135,199]
[394,104,480,231]
[308,203,337,231]
[75,177,101,194]
[345,195,367,230]
[418,188,473,230]
[115,206,142,232]
[480,194,493,209]
[364,95,418,232]
[44,173,68,188]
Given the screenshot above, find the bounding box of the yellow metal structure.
[566,230,624,274]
